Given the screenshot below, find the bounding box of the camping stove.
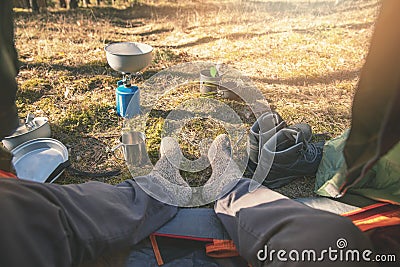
[104,42,153,118]
[115,72,140,118]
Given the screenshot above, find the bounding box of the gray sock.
[202,134,242,203]
[138,137,192,206]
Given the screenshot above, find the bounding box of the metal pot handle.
[111,143,123,152]
[111,143,125,161]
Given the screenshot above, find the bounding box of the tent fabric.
[125,240,221,267]
[125,208,248,267]
[342,203,400,232]
[315,131,400,204]
[342,0,400,195]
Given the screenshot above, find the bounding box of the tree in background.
[60,0,66,8]
[69,0,92,9]
[13,0,49,12]
[13,0,134,10]
[69,0,78,9]
[13,0,30,8]
[30,0,39,12]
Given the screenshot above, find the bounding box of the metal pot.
[104,42,153,73]
[2,116,51,151]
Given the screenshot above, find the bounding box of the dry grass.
[13,0,380,200]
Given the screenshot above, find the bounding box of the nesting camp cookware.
[11,137,121,183]
[111,131,149,167]
[2,114,51,151]
[11,138,69,183]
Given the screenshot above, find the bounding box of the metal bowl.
[105,42,153,73]
[2,117,51,151]
[11,138,68,183]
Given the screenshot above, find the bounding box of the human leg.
[215,179,376,266]
[0,178,177,267]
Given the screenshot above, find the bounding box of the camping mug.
[112,131,149,167]
[200,69,221,94]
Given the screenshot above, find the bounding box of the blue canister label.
[116,83,140,118]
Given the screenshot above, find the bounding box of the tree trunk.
[69,0,78,9]
[60,0,66,8]
[30,0,39,12]
[12,0,29,8]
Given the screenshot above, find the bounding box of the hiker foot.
[202,134,242,203]
[136,137,192,206]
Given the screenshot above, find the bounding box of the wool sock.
[136,137,192,206]
[202,134,242,203]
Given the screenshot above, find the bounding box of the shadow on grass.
[20,60,108,75]
[138,28,173,36]
[253,69,361,86]
[158,21,373,49]
[16,87,45,105]
[20,60,162,81]
[19,48,178,78]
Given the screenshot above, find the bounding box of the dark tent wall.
[342,0,400,195]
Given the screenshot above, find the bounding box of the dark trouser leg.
[215,179,376,267]
[0,178,177,267]
[0,0,20,138]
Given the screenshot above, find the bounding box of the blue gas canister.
[115,81,140,118]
